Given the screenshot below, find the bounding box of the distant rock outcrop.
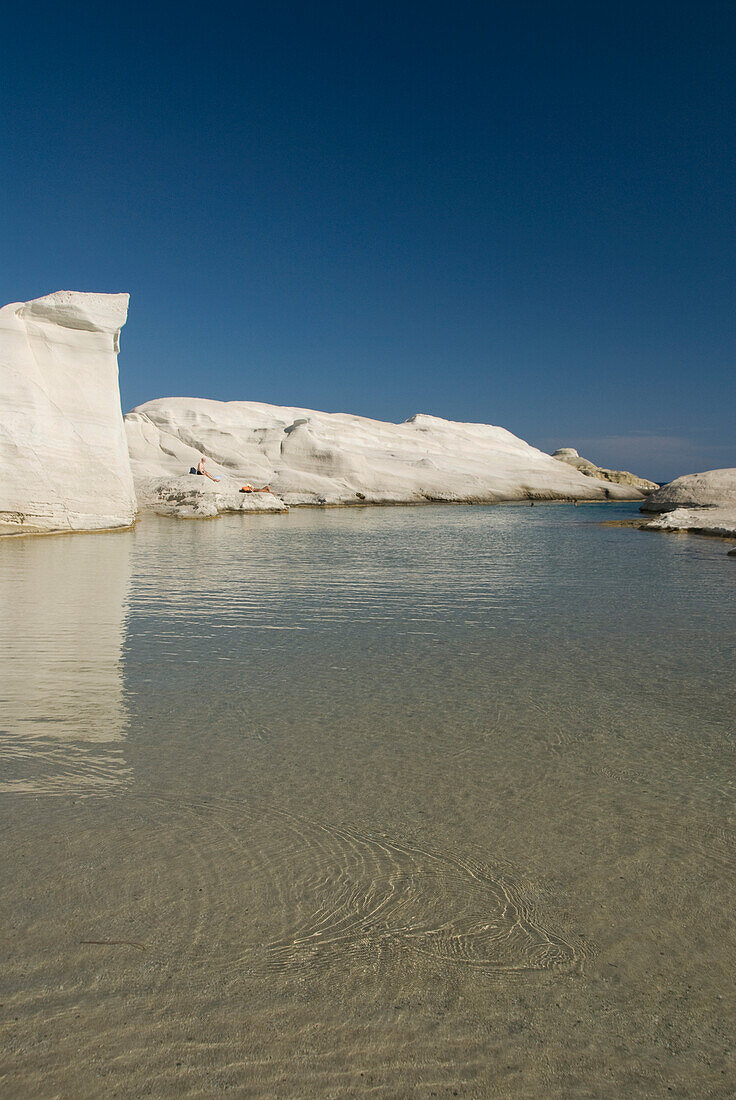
[125,399,647,509]
[638,469,736,543]
[640,468,736,512]
[552,448,658,493]
[0,291,137,532]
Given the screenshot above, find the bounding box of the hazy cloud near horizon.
[533,433,735,486]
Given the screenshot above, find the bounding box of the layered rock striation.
[0,291,137,532]
[552,448,658,493]
[125,398,645,508]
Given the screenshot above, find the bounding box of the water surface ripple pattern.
[0,503,734,1097]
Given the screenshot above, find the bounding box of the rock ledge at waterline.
[0,292,136,532]
[136,475,288,518]
[125,399,645,509]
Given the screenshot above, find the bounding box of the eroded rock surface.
[640,468,736,513]
[126,399,645,506]
[0,291,136,532]
[135,476,288,518]
[638,469,736,545]
[642,507,736,538]
[552,448,658,492]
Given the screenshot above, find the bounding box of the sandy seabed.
[1,504,734,1097]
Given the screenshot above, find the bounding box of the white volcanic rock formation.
[552,448,658,492]
[0,291,136,532]
[640,468,736,513]
[639,469,736,543]
[125,398,644,507]
[642,507,736,538]
[136,475,288,518]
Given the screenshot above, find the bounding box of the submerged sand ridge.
[241,803,585,974]
[125,397,643,512]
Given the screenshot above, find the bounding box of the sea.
[1,502,734,1096]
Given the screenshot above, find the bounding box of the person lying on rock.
[240,483,273,493]
[188,456,221,482]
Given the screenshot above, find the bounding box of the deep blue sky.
[2,1,734,481]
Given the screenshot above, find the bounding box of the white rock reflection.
[0,532,132,795]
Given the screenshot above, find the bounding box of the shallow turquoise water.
[1,504,734,1096]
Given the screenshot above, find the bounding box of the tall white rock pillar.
[0,291,137,531]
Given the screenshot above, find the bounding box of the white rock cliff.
[0,291,136,532]
[125,398,643,508]
[0,291,650,533]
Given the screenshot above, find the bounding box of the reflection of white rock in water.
[0,532,132,795]
[0,291,136,532]
[640,469,736,541]
[552,447,658,492]
[126,399,645,509]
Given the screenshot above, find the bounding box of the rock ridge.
[552,448,657,492]
[125,397,646,511]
